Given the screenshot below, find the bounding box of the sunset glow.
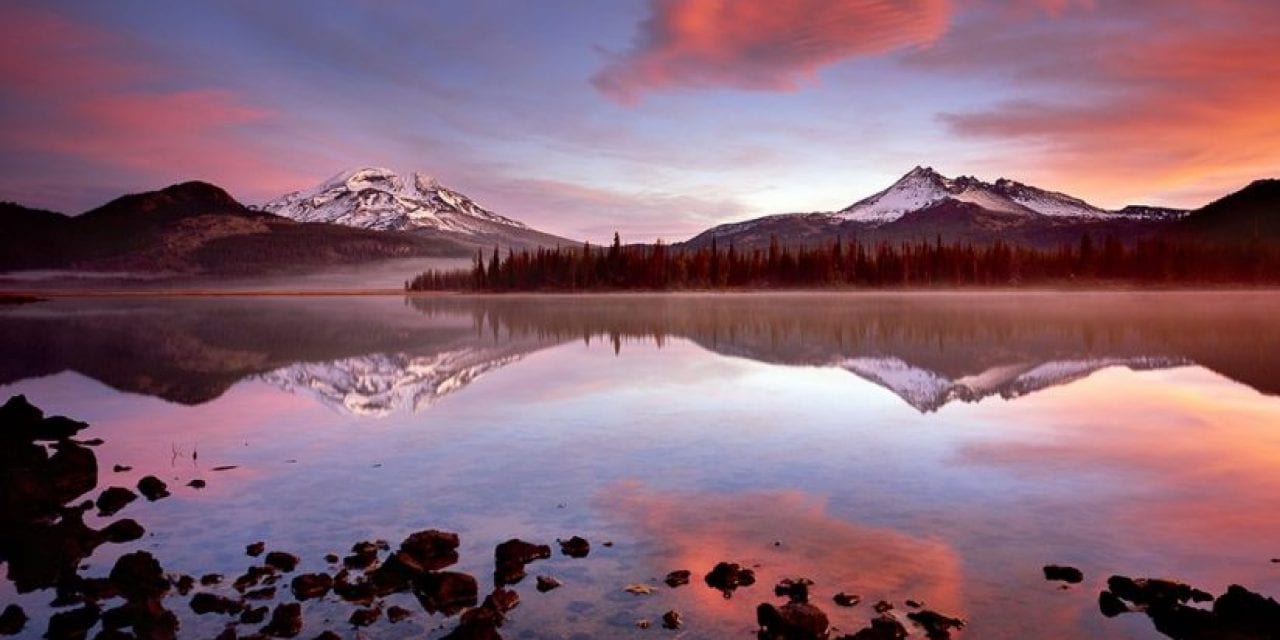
[2,1,1276,240]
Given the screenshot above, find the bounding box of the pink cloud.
[593,0,953,103]
[0,6,308,208]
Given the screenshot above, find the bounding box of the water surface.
[3,292,1279,639]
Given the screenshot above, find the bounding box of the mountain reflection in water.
[1,292,1277,415]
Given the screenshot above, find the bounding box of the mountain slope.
[1176,179,1280,242]
[259,167,575,251]
[683,167,1189,250]
[0,182,467,274]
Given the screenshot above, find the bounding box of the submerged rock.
[705,562,756,598]
[664,569,692,588]
[907,609,966,639]
[842,615,909,640]
[662,610,682,630]
[291,573,333,600]
[757,601,830,639]
[775,577,814,603]
[190,592,243,615]
[387,605,413,623]
[558,536,590,558]
[414,571,479,615]
[262,602,303,638]
[349,606,380,627]
[493,539,550,586]
[833,592,861,607]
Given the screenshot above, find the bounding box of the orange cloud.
[593,0,952,103]
[936,2,1280,207]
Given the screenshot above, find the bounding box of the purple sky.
[1,1,1277,242]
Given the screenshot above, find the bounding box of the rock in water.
[262,602,302,638]
[0,605,28,635]
[136,476,170,501]
[1043,565,1084,584]
[705,562,756,598]
[558,536,590,558]
[757,601,829,639]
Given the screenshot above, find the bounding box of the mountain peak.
[838,167,1189,223]
[260,166,528,233]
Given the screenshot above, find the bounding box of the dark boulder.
[394,529,460,573]
[558,536,590,558]
[906,609,966,640]
[136,476,169,501]
[291,573,333,600]
[415,571,479,615]
[841,615,909,640]
[100,518,145,543]
[664,569,691,588]
[246,541,265,557]
[775,577,814,603]
[833,593,861,607]
[262,602,303,638]
[109,551,170,601]
[349,607,380,627]
[95,487,137,516]
[1043,565,1084,584]
[705,562,756,598]
[45,604,100,640]
[264,551,300,572]
[757,601,830,639]
[0,605,27,635]
[535,575,561,592]
[191,592,243,615]
[662,610,682,629]
[493,539,550,585]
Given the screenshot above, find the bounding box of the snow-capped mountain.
[258,347,531,417]
[260,167,524,232]
[842,355,1191,413]
[838,167,1187,223]
[681,166,1189,250]
[258,167,574,250]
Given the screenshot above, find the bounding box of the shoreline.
[4,286,1280,299]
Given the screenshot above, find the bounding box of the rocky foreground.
[3,394,1279,639]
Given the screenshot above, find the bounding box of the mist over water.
[2,292,1279,638]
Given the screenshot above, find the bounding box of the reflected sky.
[2,292,1280,638]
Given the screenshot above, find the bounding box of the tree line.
[405,233,1280,291]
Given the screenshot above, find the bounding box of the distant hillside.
[1177,179,1280,242]
[0,182,469,275]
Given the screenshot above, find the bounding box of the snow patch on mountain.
[258,348,526,417]
[258,167,527,234]
[842,355,1190,412]
[838,167,1189,224]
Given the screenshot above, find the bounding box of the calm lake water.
[3,292,1280,639]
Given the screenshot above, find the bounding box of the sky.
[0,0,1277,242]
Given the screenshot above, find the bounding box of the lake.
[3,291,1279,639]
